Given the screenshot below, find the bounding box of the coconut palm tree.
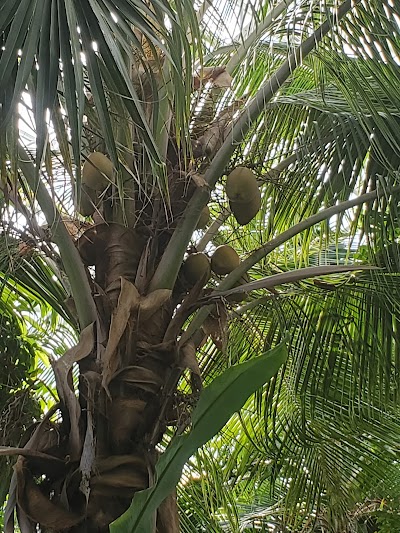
[1,0,400,531]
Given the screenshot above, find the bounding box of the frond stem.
[17,145,97,329]
[226,0,295,74]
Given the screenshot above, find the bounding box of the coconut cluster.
[196,205,210,229]
[182,244,248,301]
[78,156,257,302]
[183,253,211,285]
[182,166,261,296]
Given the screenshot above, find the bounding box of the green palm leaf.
[2,0,400,530]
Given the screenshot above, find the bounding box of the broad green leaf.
[111,341,288,533]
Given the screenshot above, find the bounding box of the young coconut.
[211,245,240,275]
[230,191,261,225]
[78,184,99,217]
[226,166,258,203]
[183,253,211,286]
[82,152,113,191]
[196,205,210,229]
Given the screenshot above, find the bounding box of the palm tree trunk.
[9,223,184,532]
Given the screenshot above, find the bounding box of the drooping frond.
[0,0,200,193]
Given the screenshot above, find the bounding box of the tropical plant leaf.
[111,341,288,532]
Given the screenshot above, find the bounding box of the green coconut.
[211,245,240,275]
[183,253,211,286]
[82,152,113,191]
[226,166,259,203]
[78,185,99,217]
[230,191,261,225]
[196,206,210,229]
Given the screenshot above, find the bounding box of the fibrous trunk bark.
[7,219,197,533]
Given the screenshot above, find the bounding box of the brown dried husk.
[5,206,211,532]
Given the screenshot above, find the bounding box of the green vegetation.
[1,0,400,531]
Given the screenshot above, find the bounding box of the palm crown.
[1,0,400,531]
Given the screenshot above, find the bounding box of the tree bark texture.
[5,216,201,533]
